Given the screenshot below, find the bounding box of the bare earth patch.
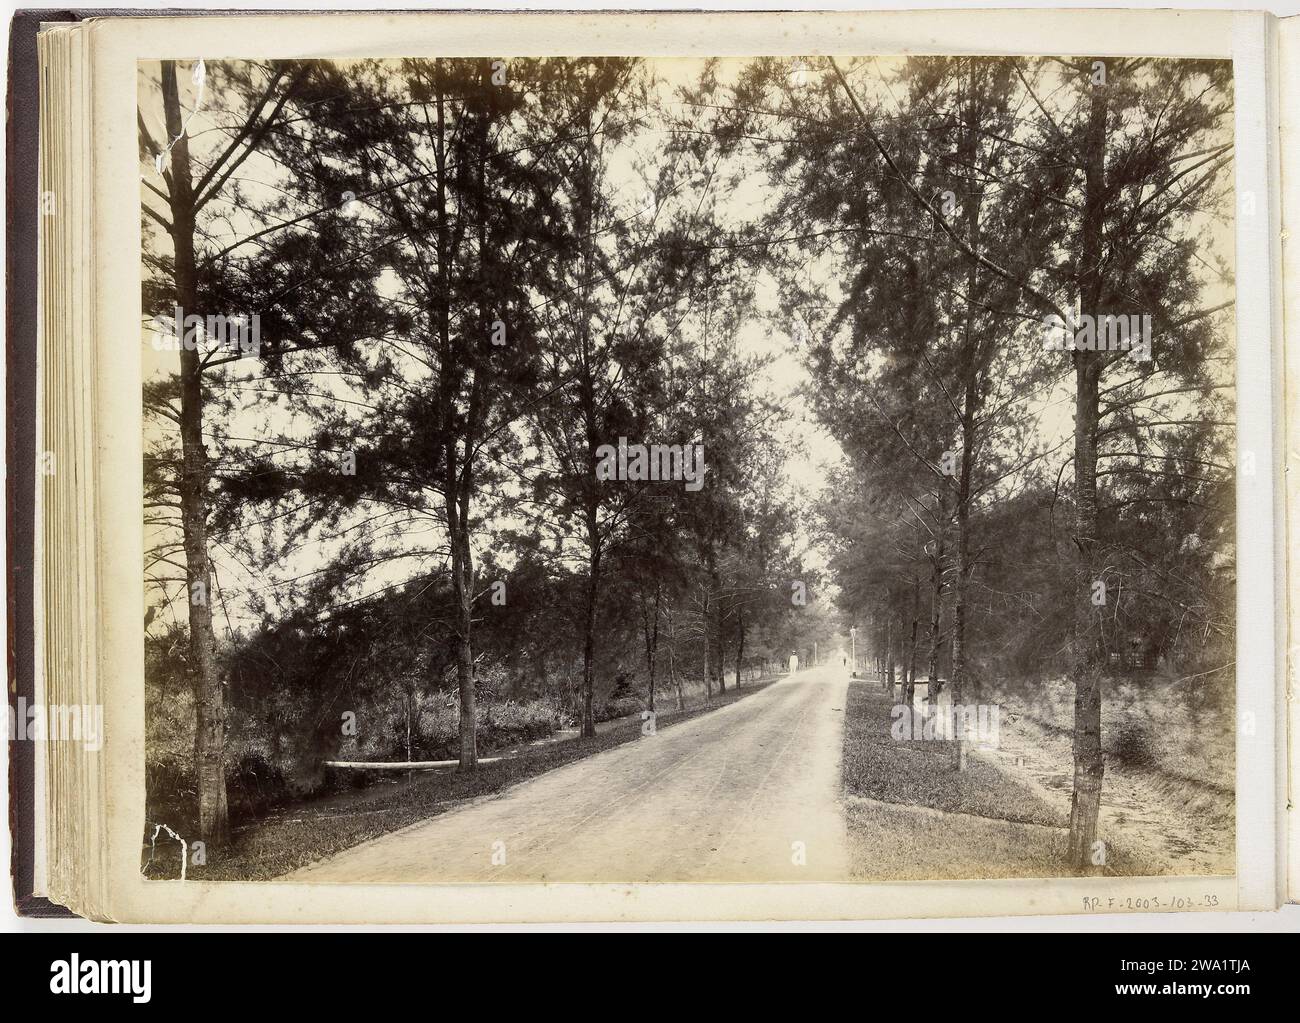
[840,676,1233,880]
[985,677,1234,876]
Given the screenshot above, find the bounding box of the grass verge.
[840,680,1074,881]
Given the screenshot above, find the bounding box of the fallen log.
[323,757,504,770]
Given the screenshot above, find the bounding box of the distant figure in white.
[788,651,799,675]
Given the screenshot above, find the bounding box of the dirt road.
[287,665,850,883]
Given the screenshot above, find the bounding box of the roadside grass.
[142,677,777,882]
[840,680,1073,881]
[843,800,1066,881]
[843,680,1065,826]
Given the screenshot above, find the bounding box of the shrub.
[228,752,287,818]
[1108,717,1158,769]
[599,696,645,722]
[144,684,570,832]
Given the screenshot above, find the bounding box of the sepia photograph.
[136,48,1237,888]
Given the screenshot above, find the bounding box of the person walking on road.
[788,651,799,675]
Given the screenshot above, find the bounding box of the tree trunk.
[162,61,229,849]
[734,606,745,691]
[580,526,600,738]
[926,498,948,718]
[700,585,713,699]
[1066,67,1110,874]
[573,103,602,742]
[450,524,477,769]
[883,618,892,695]
[666,610,685,711]
[948,61,986,772]
[905,574,920,710]
[643,584,660,715]
[710,568,725,694]
[952,484,971,767]
[428,66,479,773]
[886,625,896,695]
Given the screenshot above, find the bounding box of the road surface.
[287,664,850,883]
